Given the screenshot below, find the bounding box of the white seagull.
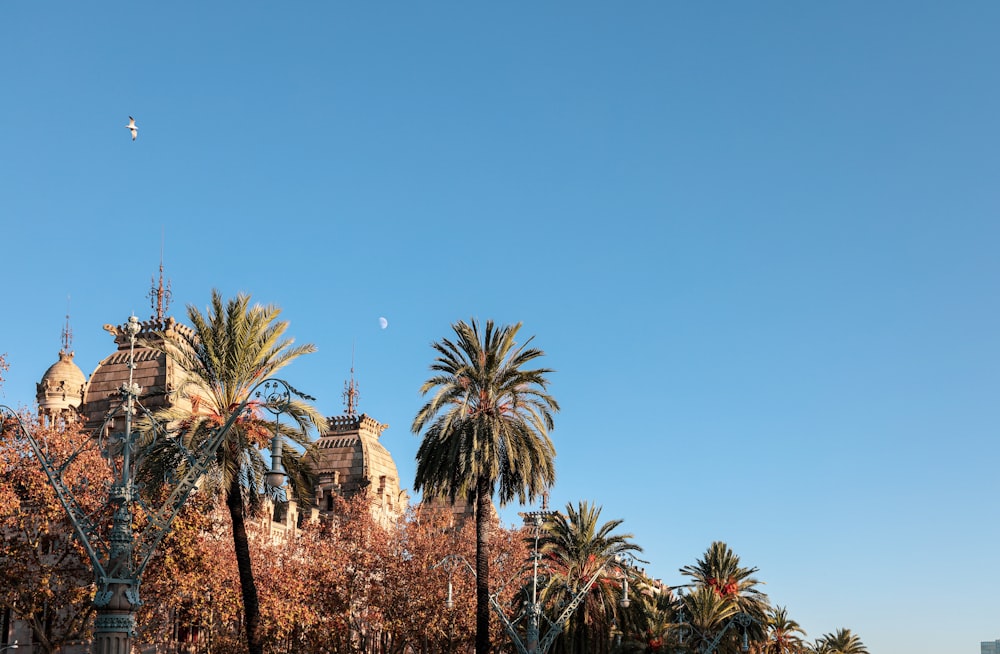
[126,116,137,141]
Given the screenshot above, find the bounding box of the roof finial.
[343,342,360,416]
[61,295,73,354]
[148,232,172,322]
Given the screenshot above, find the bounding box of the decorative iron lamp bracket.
[0,315,312,653]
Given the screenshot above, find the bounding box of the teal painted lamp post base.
[93,613,135,654]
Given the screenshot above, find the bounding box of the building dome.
[36,350,87,423]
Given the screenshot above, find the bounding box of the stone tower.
[36,313,86,427]
[309,371,409,527]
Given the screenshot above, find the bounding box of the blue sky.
[3,2,999,651]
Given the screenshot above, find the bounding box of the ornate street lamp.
[435,513,636,654]
[672,590,759,654]
[0,315,309,654]
[0,640,18,652]
[260,380,292,489]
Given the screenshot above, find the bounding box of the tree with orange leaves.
[0,414,110,654]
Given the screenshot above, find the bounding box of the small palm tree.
[765,606,806,654]
[149,290,323,654]
[677,585,740,653]
[412,318,559,654]
[538,501,643,654]
[812,628,868,654]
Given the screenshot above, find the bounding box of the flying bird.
[126,116,137,141]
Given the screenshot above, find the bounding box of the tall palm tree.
[811,628,868,654]
[412,318,559,654]
[538,501,642,654]
[764,606,806,654]
[150,290,323,654]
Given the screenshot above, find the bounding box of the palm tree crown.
[152,290,323,501]
[812,628,869,654]
[766,605,807,654]
[680,541,769,617]
[412,318,558,505]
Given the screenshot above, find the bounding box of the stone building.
[31,280,410,527]
[8,280,418,653]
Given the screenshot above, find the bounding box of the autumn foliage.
[135,495,534,654]
[0,414,110,654]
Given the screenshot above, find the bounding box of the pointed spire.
[148,234,172,322]
[61,295,73,355]
[343,343,360,416]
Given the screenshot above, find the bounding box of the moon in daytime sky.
[378,316,388,329]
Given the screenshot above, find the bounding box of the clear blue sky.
[3,3,998,652]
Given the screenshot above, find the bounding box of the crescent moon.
[378,317,388,329]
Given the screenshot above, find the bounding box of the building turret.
[309,368,409,527]
[36,312,86,427]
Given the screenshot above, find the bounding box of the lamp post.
[0,315,309,654]
[522,509,547,654]
[0,641,18,652]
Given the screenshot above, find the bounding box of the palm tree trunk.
[227,478,263,654]
[475,476,492,654]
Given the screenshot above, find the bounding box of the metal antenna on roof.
[148,231,172,322]
[343,341,360,416]
[61,295,73,354]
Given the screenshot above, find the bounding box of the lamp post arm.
[702,617,736,654]
[537,556,621,654]
[696,612,756,654]
[0,406,108,581]
[489,599,528,654]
